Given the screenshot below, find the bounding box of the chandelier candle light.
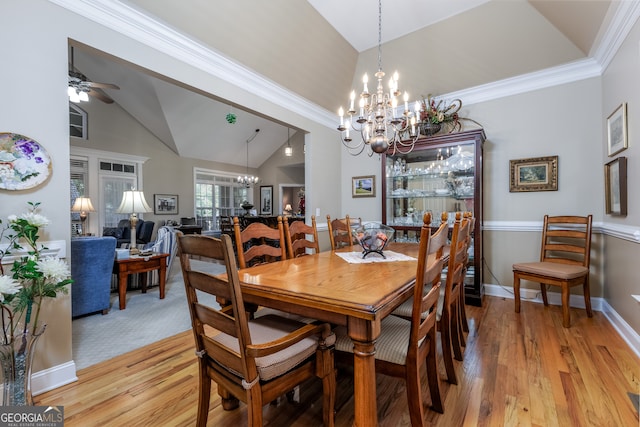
[337,0,423,156]
[238,129,260,187]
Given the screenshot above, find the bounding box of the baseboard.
[600,300,640,360]
[483,283,640,359]
[32,361,78,397]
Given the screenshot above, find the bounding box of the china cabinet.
[382,129,485,306]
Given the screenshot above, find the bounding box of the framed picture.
[260,185,273,215]
[605,157,627,216]
[352,175,376,198]
[509,156,558,192]
[607,103,628,157]
[153,194,178,215]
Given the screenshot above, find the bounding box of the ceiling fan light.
[69,89,81,103]
[67,86,76,97]
[78,91,89,102]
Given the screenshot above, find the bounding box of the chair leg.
[457,285,467,347]
[459,284,469,334]
[426,334,443,413]
[514,273,521,313]
[450,303,464,362]
[247,387,264,427]
[197,363,212,427]
[317,346,336,427]
[438,314,457,385]
[540,282,549,306]
[561,285,571,328]
[405,359,426,426]
[583,277,593,318]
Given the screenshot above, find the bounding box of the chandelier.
[337,0,423,156]
[238,128,260,187]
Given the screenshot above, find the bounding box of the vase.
[421,122,441,136]
[0,325,46,406]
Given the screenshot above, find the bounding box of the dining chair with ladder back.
[513,214,593,328]
[283,215,320,258]
[391,212,465,384]
[326,214,353,251]
[177,233,336,427]
[334,212,445,424]
[233,216,287,268]
[458,211,475,338]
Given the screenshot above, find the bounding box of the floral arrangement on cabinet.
[0,202,71,344]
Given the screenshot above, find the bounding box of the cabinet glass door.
[385,142,475,233]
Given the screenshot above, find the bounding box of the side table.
[112,253,169,310]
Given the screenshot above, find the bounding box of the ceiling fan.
[68,46,120,104]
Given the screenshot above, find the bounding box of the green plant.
[0,202,72,344]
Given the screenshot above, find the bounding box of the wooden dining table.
[236,242,422,427]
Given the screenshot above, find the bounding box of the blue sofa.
[71,236,117,317]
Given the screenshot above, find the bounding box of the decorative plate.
[0,133,51,191]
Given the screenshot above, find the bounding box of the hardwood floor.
[36,296,640,426]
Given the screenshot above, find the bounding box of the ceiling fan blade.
[88,89,114,104]
[87,81,120,90]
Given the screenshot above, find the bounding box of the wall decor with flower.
[0,202,72,405]
[0,133,52,191]
[413,95,483,137]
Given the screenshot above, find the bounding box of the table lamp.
[116,190,152,254]
[284,203,293,216]
[71,196,96,235]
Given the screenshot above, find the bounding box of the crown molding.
[591,0,640,71]
[50,0,634,127]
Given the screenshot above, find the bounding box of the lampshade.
[284,204,293,211]
[116,190,152,214]
[71,197,96,214]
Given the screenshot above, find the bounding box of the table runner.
[335,250,416,264]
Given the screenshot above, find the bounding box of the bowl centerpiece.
[352,223,395,259]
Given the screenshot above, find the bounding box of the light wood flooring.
[36,296,640,426]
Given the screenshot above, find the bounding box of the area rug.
[72,262,222,370]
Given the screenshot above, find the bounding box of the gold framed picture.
[352,175,375,198]
[605,156,627,216]
[607,103,628,157]
[509,156,558,192]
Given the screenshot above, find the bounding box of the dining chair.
[233,216,287,268]
[177,233,336,427]
[334,213,445,424]
[513,214,593,328]
[283,215,319,258]
[326,214,353,250]
[391,212,464,385]
[459,212,475,336]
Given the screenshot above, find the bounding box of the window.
[195,169,249,232]
[70,157,88,235]
[69,103,87,139]
[70,147,148,234]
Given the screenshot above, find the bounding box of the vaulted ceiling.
[69,0,616,168]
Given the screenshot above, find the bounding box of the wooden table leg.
[349,317,379,427]
[159,261,166,300]
[140,272,148,293]
[118,270,128,310]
